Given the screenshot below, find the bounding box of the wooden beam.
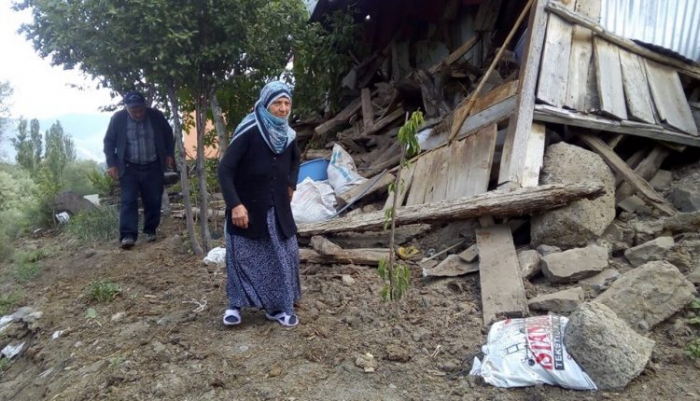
[564,0,601,110]
[477,225,528,326]
[521,122,546,187]
[594,37,628,120]
[536,0,575,108]
[297,183,605,236]
[362,108,405,136]
[576,131,676,215]
[546,0,700,81]
[383,164,415,210]
[533,105,700,147]
[616,146,671,203]
[428,35,480,75]
[314,96,364,137]
[500,0,549,188]
[299,248,389,266]
[417,70,451,117]
[471,80,519,117]
[361,88,374,130]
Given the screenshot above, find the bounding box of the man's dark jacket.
[103,108,175,176]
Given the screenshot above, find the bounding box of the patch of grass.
[686,338,700,359]
[85,280,122,303]
[0,358,10,372]
[0,292,22,316]
[67,206,119,242]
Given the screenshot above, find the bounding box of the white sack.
[327,144,367,195]
[291,178,337,224]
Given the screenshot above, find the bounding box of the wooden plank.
[616,146,671,203]
[546,1,700,81]
[429,35,480,75]
[564,0,601,110]
[297,183,605,236]
[645,59,699,136]
[361,88,374,130]
[471,80,519,117]
[521,122,546,187]
[363,108,405,136]
[299,248,389,266]
[445,137,470,200]
[476,225,528,326]
[337,170,395,206]
[450,135,479,199]
[577,132,676,215]
[619,50,656,124]
[424,146,451,203]
[533,104,700,147]
[406,151,439,206]
[465,124,498,196]
[536,0,576,108]
[417,70,451,117]
[475,0,503,32]
[500,0,548,188]
[383,163,415,211]
[594,38,627,120]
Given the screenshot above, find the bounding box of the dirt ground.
[1,218,699,401]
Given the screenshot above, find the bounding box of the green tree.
[62,160,101,196]
[12,118,42,175]
[15,0,308,254]
[43,121,75,184]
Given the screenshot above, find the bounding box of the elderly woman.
[217,81,301,328]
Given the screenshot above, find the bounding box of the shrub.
[0,292,21,315]
[67,206,118,242]
[85,280,121,303]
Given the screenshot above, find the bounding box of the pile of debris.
[288,0,700,391]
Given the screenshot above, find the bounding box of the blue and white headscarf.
[231,81,296,154]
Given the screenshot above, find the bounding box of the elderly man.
[103,91,175,249]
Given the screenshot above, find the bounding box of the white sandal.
[223,309,241,326]
[265,311,299,328]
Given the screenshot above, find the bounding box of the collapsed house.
[293,0,700,327]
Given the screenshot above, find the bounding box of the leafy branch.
[378,111,424,302]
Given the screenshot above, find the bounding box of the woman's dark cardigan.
[217,126,300,239]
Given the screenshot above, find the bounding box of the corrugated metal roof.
[601,0,700,62]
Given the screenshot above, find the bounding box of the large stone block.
[528,287,584,313]
[564,302,654,391]
[531,143,616,248]
[541,244,609,284]
[595,261,697,332]
[624,236,674,267]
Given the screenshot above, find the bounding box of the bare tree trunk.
[209,88,228,160]
[195,92,212,251]
[167,85,203,256]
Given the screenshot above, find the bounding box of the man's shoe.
[120,237,135,249]
[145,233,157,243]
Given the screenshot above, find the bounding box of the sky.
[0,0,114,162]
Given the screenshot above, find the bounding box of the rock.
[670,187,700,213]
[541,245,609,284]
[580,269,620,292]
[341,275,356,286]
[687,264,700,285]
[355,353,378,372]
[536,245,561,257]
[53,191,96,216]
[385,344,411,362]
[595,261,696,331]
[423,255,478,277]
[79,359,108,375]
[517,250,541,279]
[531,143,616,248]
[85,249,97,258]
[618,196,650,214]
[624,237,674,267]
[528,287,584,313]
[649,170,673,192]
[152,341,167,355]
[267,364,283,378]
[11,307,36,322]
[111,312,126,322]
[564,302,654,391]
